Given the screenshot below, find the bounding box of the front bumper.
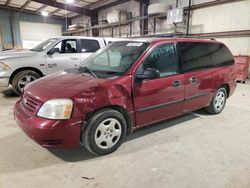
[0,77,9,87]
[14,100,82,148]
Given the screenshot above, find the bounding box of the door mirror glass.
[136,68,160,80]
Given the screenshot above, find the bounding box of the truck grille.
[22,93,42,114]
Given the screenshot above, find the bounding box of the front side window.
[137,43,178,78]
[178,42,213,73]
[51,39,77,54]
[81,39,100,53]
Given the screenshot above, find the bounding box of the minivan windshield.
[75,41,149,78]
[30,38,57,52]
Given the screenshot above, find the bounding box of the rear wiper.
[83,66,97,78]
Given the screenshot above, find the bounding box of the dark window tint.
[80,39,100,53]
[178,42,213,73]
[207,43,234,67]
[138,43,178,78]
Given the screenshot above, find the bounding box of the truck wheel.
[12,70,40,95]
[205,87,227,114]
[82,109,127,155]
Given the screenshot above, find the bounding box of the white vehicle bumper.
[0,77,9,87]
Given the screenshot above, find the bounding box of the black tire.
[12,70,40,95]
[82,108,127,155]
[205,87,227,114]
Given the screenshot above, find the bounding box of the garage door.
[20,21,62,49]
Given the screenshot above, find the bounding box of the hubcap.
[18,75,36,91]
[94,118,122,149]
[214,91,225,111]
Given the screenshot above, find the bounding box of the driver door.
[133,43,185,127]
[46,39,80,74]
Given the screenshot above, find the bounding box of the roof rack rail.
[132,33,218,40]
[132,33,201,39]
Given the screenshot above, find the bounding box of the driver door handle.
[172,80,181,87]
[70,57,79,61]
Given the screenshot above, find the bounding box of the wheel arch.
[83,105,134,136]
[9,67,44,85]
[219,83,230,98]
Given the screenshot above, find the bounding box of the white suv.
[0,36,121,95]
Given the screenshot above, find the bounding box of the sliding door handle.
[189,77,197,85]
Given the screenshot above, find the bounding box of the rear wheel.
[82,109,127,155]
[12,70,40,95]
[205,87,227,114]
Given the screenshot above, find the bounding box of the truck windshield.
[77,41,149,78]
[30,38,57,52]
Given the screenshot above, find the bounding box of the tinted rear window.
[178,42,213,72]
[178,42,234,73]
[80,39,100,53]
[207,43,234,67]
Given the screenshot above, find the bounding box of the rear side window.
[178,42,213,73]
[207,43,234,67]
[80,39,100,53]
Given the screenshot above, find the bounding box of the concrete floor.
[0,83,250,188]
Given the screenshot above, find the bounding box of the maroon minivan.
[14,38,237,155]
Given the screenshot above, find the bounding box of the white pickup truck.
[0,36,123,95]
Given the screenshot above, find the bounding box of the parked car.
[14,38,237,155]
[0,36,123,95]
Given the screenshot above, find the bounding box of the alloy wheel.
[94,118,122,149]
[214,91,226,111]
[18,75,36,91]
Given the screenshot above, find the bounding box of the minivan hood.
[25,71,107,101]
[0,49,37,60]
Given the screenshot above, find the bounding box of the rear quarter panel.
[212,64,237,97]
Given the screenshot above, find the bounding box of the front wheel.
[82,109,127,155]
[205,87,227,114]
[12,70,40,95]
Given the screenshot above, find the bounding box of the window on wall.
[178,42,213,72]
[81,39,100,53]
[138,43,178,78]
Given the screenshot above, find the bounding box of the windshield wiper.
[82,66,97,78]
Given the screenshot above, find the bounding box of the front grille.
[22,93,42,114]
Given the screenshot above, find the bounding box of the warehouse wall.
[70,0,250,56]
[190,1,250,33]
[148,0,250,56]
[98,0,140,37]
[189,0,250,55]
[71,15,91,36]
[0,8,65,49]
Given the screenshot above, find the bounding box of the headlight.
[0,62,11,72]
[37,99,73,120]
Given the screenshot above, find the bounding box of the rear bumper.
[0,77,9,87]
[14,100,82,148]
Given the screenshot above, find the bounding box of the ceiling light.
[41,11,48,17]
[66,0,74,3]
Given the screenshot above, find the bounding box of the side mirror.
[47,48,59,55]
[136,68,160,80]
